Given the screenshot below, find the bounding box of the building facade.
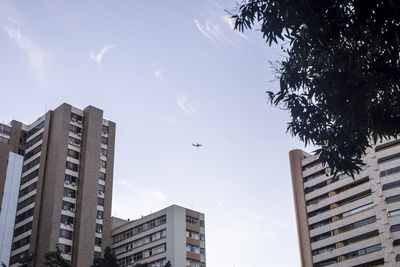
[0,151,24,266]
[111,205,206,267]
[290,139,400,267]
[0,103,115,267]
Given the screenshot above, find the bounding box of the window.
[58,244,72,255]
[186,230,199,239]
[65,174,78,185]
[187,259,200,267]
[101,136,108,145]
[59,229,73,240]
[338,202,374,219]
[17,195,35,210]
[69,125,82,136]
[26,121,45,138]
[378,152,400,165]
[25,133,43,148]
[389,209,400,218]
[97,210,103,219]
[380,166,400,177]
[101,148,107,157]
[12,236,30,250]
[21,169,39,185]
[376,140,400,152]
[14,222,32,237]
[15,208,34,223]
[62,201,76,212]
[61,215,74,225]
[22,157,41,173]
[19,182,37,197]
[391,224,400,232]
[200,234,205,241]
[383,180,400,191]
[99,184,105,194]
[386,194,400,204]
[64,188,76,198]
[66,161,79,172]
[67,149,79,159]
[96,223,103,233]
[68,137,81,148]
[100,160,106,169]
[71,113,83,124]
[342,244,381,260]
[338,216,376,233]
[200,248,205,255]
[186,216,199,225]
[102,125,108,135]
[311,231,333,243]
[24,144,42,161]
[95,237,102,246]
[98,197,104,206]
[186,244,199,254]
[99,172,106,181]
[304,180,328,194]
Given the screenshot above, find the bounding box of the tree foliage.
[232,0,400,176]
[43,247,71,267]
[92,247,119,267]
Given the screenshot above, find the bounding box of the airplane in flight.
[192,143,202,147]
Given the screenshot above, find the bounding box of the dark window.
[12,236,30,250]
[98,197,104,206]
[96,223,103,233]
[99,172,106,181]
[101,136,108,145]
[102,125,109,135]
[21,169,39,185]
[58,244,72,254]
[97,210,103,219]
[338,216,376,233]
[381,166,400,177]
[383,180,400,191]
[101,148,107,157]
[378,153,400,165]
[59,229,73,240]
[68,137,81,148]
[95,237,102,246]
[25,133,43,149]
[14,222,32,237]
[304,180,327,194]
[64,174,78,185]
[19,182,37,197]
[17,195,36,210]
[386,194,400,204]
[71,113,83,124]
[100,160,106,169]
[22,157,41,173]
[26,121,45,138]
[66,161,79,172]
[61,215,74,225]
[99,184,105,194]
[15,208,34,224]
[353,259,384,267]
[343,244,381,260]
[24,145,42,161]
[391,224,400,232]
[64,188,76,198]
[311,231,333,243]
[69,125,82,136]
[67,149,79,159]
[62,201,76,212]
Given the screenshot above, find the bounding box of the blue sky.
[0,1,311,266]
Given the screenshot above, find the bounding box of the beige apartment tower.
[0,103,115,267]
[110,205,206,267]
[290,139,400,267]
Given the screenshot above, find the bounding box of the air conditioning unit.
[67,193,72,197]
[69,224,74,228]
[72,182,76,186]
[77,120,82,124]
[99,191,104,195]
[66,180,70,184]
[70,208,75,212]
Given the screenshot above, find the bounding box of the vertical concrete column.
[102,121,115,252]
[72,106,103,267]
[289,149,313,267]
[34,104,71,267]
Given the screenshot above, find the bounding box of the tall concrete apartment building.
[290,139,400,267]
[111,205,206,267]
[0,103,115,267]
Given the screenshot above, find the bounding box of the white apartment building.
[111,205,206,267]
[290,139,400,266]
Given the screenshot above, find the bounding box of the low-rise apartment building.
[290,139,400,266]
[111,205,206,267]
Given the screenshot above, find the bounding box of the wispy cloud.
[2,17,50,85]
[154,70,172,84]
[165,117,177,125]
[90,44,116,66]
[176,96,198,114]
[194,11,248,48]
[116,179,131,186]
